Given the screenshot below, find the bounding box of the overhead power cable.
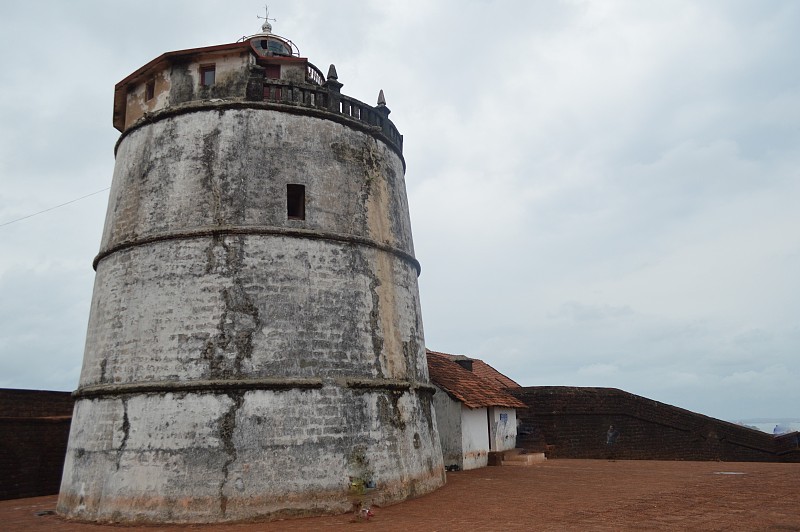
[0,187,110,228]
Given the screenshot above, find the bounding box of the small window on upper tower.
[287,184,305,220]
[145,79,155,101]
[200,65,216,87]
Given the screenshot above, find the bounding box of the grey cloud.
[2,0,799,424]
[548,301,635,322]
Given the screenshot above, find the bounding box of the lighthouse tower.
[58,19,444,523]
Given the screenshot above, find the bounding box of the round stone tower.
[58,21,444,523]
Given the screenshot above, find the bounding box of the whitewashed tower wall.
[57,26,444,523]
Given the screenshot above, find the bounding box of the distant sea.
[733,419,800,434]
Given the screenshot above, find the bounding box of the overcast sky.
[1,0,798,423]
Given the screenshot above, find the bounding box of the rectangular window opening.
[200,64,216,87]
[265,64,281,79]
[145,79,155,101]
[287,184,306,220]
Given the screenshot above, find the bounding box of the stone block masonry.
[60,386,442,522]
[0,389,73,500]
[513,386,800,462]
[59,39,445,521]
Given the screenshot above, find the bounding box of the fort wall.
[0,389,73,500]
[513,386,799,462]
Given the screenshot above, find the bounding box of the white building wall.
[461,405,490,470]
[489,407,517,452]
[431,386,463,468]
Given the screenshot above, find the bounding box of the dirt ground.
[3,459,799,531]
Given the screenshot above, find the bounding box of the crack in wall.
[115,398,130,471]
[201,128,224,226]
[218,392,244,517]
[346,248,385,378]
[377,392,406,431]
[403,333,420,382]
[202,234,260,379]
[202,279,261,379]
[417,388,436,435]
[368,275,384,376]
[204,234,232,275]
[354,147,380,235]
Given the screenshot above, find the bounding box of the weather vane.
[257,5,276,32]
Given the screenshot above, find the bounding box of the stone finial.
[323,64,343,94]
[374,89,390,117]
[327,64,338,81]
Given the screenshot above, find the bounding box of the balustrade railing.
[306,64,325,86]
[338,95,403,151]
[262,79,403,153]
[263,80,329,109]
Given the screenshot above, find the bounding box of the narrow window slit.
[145,79,155,101]
[287,184,305,220]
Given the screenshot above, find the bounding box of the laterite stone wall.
[512,386,798,462]
[0,389,73,500]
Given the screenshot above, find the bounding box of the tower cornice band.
[115,98,405,169]
[73,377,437,399]
[93,225,422,275]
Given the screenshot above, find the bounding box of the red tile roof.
[471,359,521,389]
[426,350,526,409]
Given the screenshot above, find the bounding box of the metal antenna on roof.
[257,4,276,34]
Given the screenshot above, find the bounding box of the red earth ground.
[2,459,798,531]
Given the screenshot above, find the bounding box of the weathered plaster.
[124,52,251,130]
[431,390,511,470]
[125,70,172,127]
[461,406,490,470]
[431,385,463,468]
[59,101,443,523]
[489,407,517,452]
